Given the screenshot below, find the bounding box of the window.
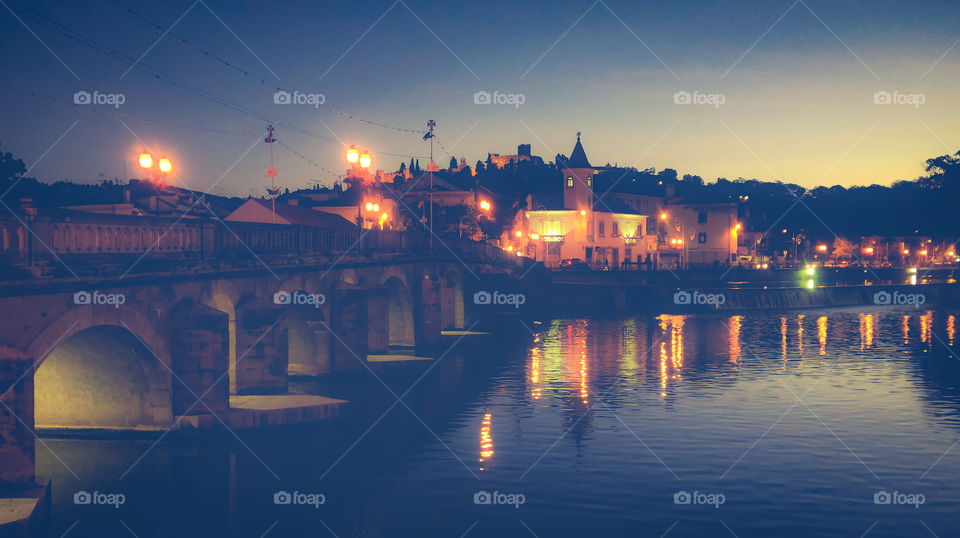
[544,219,562,236]
[698,232,707,244]
[598,221,605,237]
[612,222,619,237]
[586,178,592,186]
[566,177,574,188]
[698,211,707,224]
[625,248,632,261]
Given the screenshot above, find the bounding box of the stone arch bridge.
[0,210,524,492]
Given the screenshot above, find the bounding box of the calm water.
[39,307,960,537]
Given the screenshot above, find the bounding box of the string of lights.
[108,0,427,135]
[275,140,343,180]
[1,82,347,182]
[15,5,429,163]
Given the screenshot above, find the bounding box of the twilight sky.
[1,0,959,196]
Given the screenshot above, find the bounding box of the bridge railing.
[0,209,519,275]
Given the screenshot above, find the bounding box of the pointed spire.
[567,132,591,169]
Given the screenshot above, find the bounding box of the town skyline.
[2,0,960,195]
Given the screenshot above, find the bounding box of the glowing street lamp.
[660,212,668,221]
[515,230,522,238]
[346,145,359,164]
[158,158,172,173]
[138,152,153,169]
[530,233,540,240]
[479,200,491,212]
[817,244,828,253]
[359,151,371,169]
[864,247,874,255]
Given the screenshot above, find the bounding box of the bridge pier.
[366,287,390,355]
[170,301,229,416]
[418,273,442,347]
[234,297,288,394]
[331,288,369,370]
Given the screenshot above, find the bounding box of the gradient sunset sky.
[1,0,959,196]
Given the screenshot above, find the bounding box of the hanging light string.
[0,83,348,181]
[276,139,344,180]
[108,0,426,135]
[14,5,428,163]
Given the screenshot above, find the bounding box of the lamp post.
[477,199,492,241]
[348,146,371,227]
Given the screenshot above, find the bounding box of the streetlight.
[138,152,172,184]
[479,200,491,212]
[346,145,359,164]
[359,150,371,169]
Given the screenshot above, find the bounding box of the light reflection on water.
[38,307,960,537]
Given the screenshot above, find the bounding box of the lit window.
[566,177,574,187]
[586,178,592,186]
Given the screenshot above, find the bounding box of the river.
[38,306,960,537]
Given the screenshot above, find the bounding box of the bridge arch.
[201,281,241,394]
[28,308,172,430]
[273,278,331,377]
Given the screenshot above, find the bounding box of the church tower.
[562,132,595,211]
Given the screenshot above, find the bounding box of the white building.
[524,134,648,269]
